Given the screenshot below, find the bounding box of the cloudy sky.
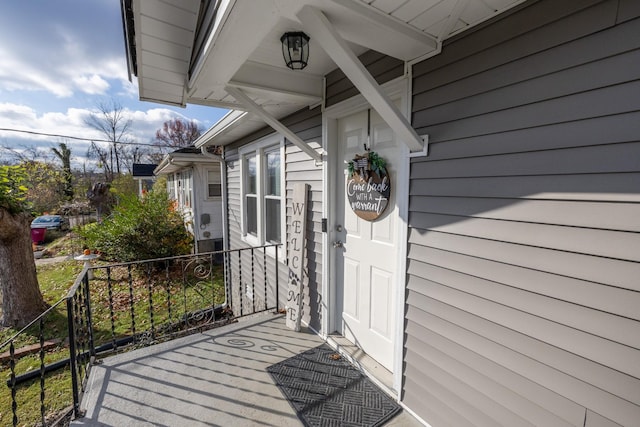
[0,0,228,168]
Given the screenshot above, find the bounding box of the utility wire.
[0,127,172,148]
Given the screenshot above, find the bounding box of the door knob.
[333,240,343,248]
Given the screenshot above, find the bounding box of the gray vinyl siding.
[404,1,640,426]
[224,107,324,330]
[325,50,403,108]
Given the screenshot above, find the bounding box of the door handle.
[333,240,343,248]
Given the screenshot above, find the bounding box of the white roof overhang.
[125,0,202,107]
[126,0,527,155]
[155,152,218,175]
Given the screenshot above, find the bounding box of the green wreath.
[347,151,387,179]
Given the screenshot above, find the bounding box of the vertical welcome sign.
[285,183,308,331]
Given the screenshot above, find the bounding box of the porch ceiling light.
[280,31,310,70]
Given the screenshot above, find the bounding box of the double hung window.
[178,170,192,208]
[207,168,222,199]
[241,136,283,247]
[167,175,176,200]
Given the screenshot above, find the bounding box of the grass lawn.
[0,242,225,426]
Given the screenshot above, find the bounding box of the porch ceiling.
[125,0,526,146]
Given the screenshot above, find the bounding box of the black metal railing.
[0,244,280,426]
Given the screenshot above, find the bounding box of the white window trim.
[179,169,193,209]
[239,134,285,258]
[206,166,222,201]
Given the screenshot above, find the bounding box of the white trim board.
[321,77,410,395]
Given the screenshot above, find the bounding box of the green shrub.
[80,190,192,262]
[110,174,138,199]
[0,165,30,214]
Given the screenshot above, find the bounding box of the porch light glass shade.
[280,32,310,70]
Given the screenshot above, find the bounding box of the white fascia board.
[225,86,323,162]
[155,153,216,175]
[187,0,280,95]
[194,110,248,148]
[154,153,172,175]
[298,5,424,152]
[188,0,236,86]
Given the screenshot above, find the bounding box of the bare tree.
[135,146,168,165]
[121,146,147,174]
[1,144,54,164]
[87,141,113,182]
[154,118,202,148]
[85,100,132,182]
[145,150,166,165]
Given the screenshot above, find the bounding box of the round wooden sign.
[346,170,391,221]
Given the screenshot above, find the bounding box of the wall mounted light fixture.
[280,31,310,70]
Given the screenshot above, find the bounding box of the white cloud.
[0,103,38,123]
[0,2,128,99]
[73,75,111,95]
[0,47,75,97]
[118,77,141,100]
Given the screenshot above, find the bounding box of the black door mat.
[267,344,401,427]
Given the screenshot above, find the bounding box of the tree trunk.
[0,209,49,329]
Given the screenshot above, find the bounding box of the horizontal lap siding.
[405,1,640,426]
[224,107,324,330]
[325,50,404,108]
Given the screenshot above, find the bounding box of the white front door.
[335,108,401,371]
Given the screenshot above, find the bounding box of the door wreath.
[346,151,391,221]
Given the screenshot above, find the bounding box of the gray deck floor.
[71,313,422,427]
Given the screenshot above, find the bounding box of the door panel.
[343,259,360,318]
[372,217,394,244]
[370,267,393,338]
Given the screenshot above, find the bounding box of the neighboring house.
[154,147,224,253]
[131,163,157,196]
[121,1,640,426]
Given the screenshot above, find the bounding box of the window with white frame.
[167,175,176,200]
[207,168,222,199]
[177,170,192,208]
[241,136,284,246]
[264,149,281,243]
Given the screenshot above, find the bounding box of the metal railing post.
[66,297,81,419]
[9,343,17,426]
[263,249,267,311]
[83,273,97,359]
[39,318,46,427]
[275,246,280,311]
[238,250,243,317]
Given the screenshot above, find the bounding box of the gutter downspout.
[200,146,229,253]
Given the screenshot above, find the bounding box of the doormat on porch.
[267,344,401,427]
